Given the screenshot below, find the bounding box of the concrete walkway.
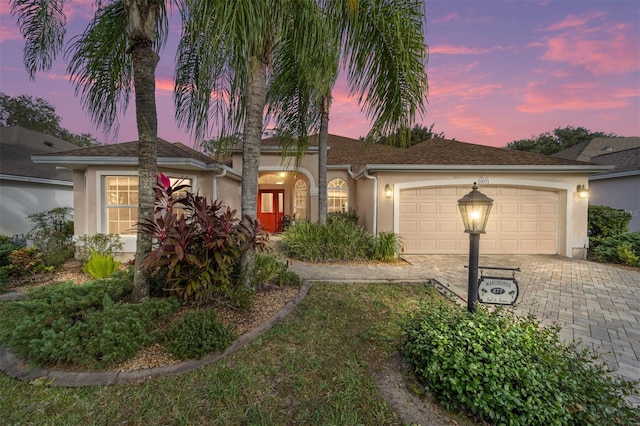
[290,254,640,404]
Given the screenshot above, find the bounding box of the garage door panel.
[399,185,558,255]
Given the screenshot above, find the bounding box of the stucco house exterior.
[0,126,78,237]
[32,134,609,258]
[554,137,640,232]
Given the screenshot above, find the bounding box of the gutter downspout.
[212,168,227,201]
[363,168,378,235]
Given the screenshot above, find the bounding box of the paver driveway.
[290,254,640,404]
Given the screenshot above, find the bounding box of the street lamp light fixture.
[458,183,493,313]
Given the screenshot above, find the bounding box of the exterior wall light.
[458,182,493,313]
[577,184,589,199]
[384,184,393,199]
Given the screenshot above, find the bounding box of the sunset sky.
[1,0,638,148]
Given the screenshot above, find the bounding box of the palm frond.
[10,0,67,79]
[64,0,132,135]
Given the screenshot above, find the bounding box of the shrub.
[589,205,632,240]
[371,231,402,262]
[83,251,121,279]
[589,232,640,266]
[138,173,268,304]
[0,271,180,368]
[401,300,640,425]
[5,247,53,276]
[251,253,300,289]
[281,220,372,262]
[166,309,235,360]
[75,233,124,263]
[0,235,19,267]
[326,209,359,226]
[26,207,75,268]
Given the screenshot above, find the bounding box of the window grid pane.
[328,178,348,213]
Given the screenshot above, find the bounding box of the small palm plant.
[83,250,121,279]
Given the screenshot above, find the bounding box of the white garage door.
[399,186,558,254]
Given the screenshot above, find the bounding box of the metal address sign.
[478,276,519,305]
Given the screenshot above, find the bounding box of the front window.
[328,178,348,213]
[294,179,307,220]
[104,176,191,235]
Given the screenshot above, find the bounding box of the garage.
[399,185,558,254]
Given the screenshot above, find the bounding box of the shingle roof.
[553,137,640,162]
[589,147,640,176]
[0,126,78,181]
[263,134,595,172]
[42,138,217,165]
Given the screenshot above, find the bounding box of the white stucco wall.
[0,177,73,237]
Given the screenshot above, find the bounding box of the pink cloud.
[541,12,639,74]
[430,44,494,55]
[518,80,632,113]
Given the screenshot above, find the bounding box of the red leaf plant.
[138,174,267,303]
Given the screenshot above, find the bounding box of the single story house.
[32,134,609,258]
[554,137,640,232]
[0,126,78,237]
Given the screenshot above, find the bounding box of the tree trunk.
[318,94,331,223]
[129,37,159,303]
[239,55,268,287]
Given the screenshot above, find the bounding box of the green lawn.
[0,282,440,425]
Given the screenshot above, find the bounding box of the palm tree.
[267,0,429,222]
[174,0,428,282]
[10,0,169,302]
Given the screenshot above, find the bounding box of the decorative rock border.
[0,280,312,387]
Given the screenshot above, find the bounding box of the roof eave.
[589,169,640,180]
[362,164,614,173]
[31,155,223,171]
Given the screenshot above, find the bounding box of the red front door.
[257,190,284,233]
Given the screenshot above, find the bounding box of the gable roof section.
[0,126,78,182]
[553,137,640,162]
[32,138,227,171]
[553,137,640,179]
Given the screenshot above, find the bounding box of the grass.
[0,282,441,425]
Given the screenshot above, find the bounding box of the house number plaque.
[478,276,519,305]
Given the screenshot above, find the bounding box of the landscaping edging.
[0,280,312,387]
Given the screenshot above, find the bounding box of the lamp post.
[458,183,493,313]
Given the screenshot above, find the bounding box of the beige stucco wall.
[74,166,242,255]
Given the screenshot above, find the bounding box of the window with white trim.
[104,176,191,235]
[328,178,348,213]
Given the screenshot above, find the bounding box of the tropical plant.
[83,251,122,279]
[266,0,429,222]
[9,0,171,302]
[371,231,402,262]
[174,0,428,279]
[138,173,268,304]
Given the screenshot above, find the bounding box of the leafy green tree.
[505,126,616,155]
[0,93,101,146]
[369,123,445,147]
[10,0,170,302]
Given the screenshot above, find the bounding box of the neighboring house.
[554,137,640,232]
[0,126,79,237]
[33,134,608,258]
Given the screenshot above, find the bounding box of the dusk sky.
[1,1,638,148]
